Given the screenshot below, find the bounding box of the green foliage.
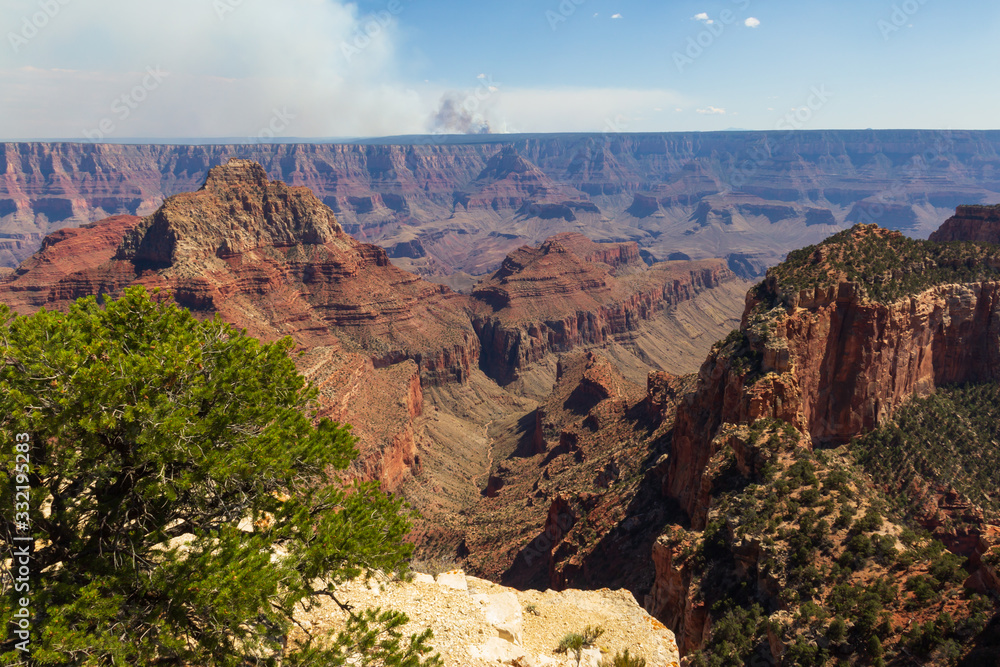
[826,616,847,643]
[556,626,605,666]
[286,608,440,667]
[906,575,939,605]
[822,469,849,493]
[685,398,998,667]
[599,649,646,667]
[764,224,1000,303]
[852,509,883,534]
[0,288,438,666]
[689,604,764,667]
[827,579,894,641]
[958,594,993,637]
[929,549,967,585]
[867,635,886,667]
[784,460,819,490]
[783,637,829,667]
[853,382,1000,524]
[716,329,763,381]
[906,612,959,659]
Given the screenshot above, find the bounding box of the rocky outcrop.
[304,351,426,490]
[0,214,142,304]
[773,281,1000,442]
[929,204,1000,243]
[0,159,480,387]
[454,146,594,220]
[543,232,644,273]
[644,528,710,656]
[460,350,695,603]
[471,235,738,385]
[114,159,342,268]
[302,570,680,667]
[0,160,487,491]
[967,526,1000,597]
[666,223,1000,528]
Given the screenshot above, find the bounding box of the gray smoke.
[429,94,492,134]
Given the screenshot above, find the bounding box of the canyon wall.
[4,130,999,273]
[930,204,1000,244]
[666,225,1000,529]
[468,233,739,385]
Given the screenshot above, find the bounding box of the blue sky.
[1,0,998,139]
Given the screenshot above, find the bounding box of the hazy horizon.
[8,127,1000,147]
[2,0,998,142]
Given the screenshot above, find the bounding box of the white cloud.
[0,1,690,138]
[696,106,727,115]
[0,0,426,139]
[693,12,714,24]
[745,17,761,28]
[611,13,623,19]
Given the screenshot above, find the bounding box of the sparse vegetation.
[599,648,646,667]
[410,555,460,577]
[555,625,605,666]
[761,224,1000,303]
[689,604,764,667]
[673,414,998,666]
[853,382,1000,525]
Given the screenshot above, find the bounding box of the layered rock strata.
[929,204,1000,243]
[470,233,737,385]
[0,159,480,387]
[7,131,1000,274]
[666,224,1000,529]
[0,159,485,491]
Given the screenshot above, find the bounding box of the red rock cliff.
[929,204,1000,243]
[470,234,737,385]
[0,159,480,387]
[0,160,490,491]
[667,225,1000,528]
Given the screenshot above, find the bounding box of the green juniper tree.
[0,286,441,666]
